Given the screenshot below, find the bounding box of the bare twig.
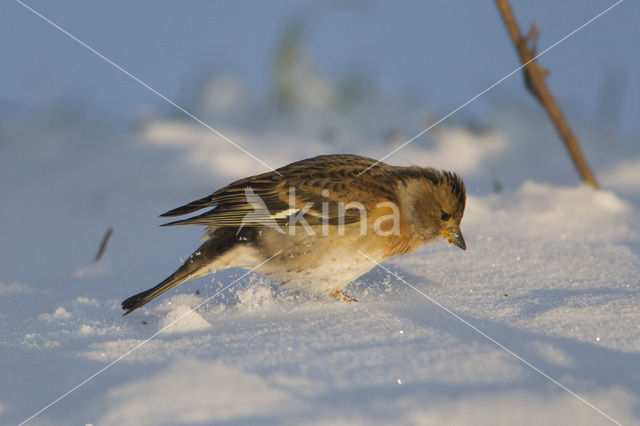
[494,0,599,188]
[94,227,113,262]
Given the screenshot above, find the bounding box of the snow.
[1,106,639,426]
[100,359,292,425]
[37,307,72,322]
[0,282,36,295]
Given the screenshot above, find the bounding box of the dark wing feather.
[160,154,397,228]
[160,194,220,217]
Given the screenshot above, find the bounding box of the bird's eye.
[441,211,451,221]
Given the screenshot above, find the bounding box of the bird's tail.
[121,238,223,316]
[121,269,194,316]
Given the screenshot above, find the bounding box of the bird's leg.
[328,289,358,302]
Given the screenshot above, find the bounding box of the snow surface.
[1,109,639,425]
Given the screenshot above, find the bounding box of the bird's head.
[398,168,467,250]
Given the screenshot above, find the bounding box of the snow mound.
[97,359,292,425]
[518,181,631,215]
[38,307,72,322]
[462,182,634,245]
[395,126,507,174]
[75,296,99,306]
[601,155,640,190]
[157,296,212,334]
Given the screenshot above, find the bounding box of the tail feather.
[122,238,222,315]
[122,228,255,315]
[122,270,192,316]
[159,194,217,217]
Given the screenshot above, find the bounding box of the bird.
[122,154,466,315]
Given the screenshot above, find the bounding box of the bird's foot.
[328,289,358,302]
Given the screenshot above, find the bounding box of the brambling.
[122,154,466,315]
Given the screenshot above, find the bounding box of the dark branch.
[494,0,599,188]
[94,227,113,262]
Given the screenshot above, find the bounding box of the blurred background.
[1,0,639,283]
[2,0,639,142]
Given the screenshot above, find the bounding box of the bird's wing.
[159,154,397,227]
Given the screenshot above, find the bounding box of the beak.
[442,228,466,251]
